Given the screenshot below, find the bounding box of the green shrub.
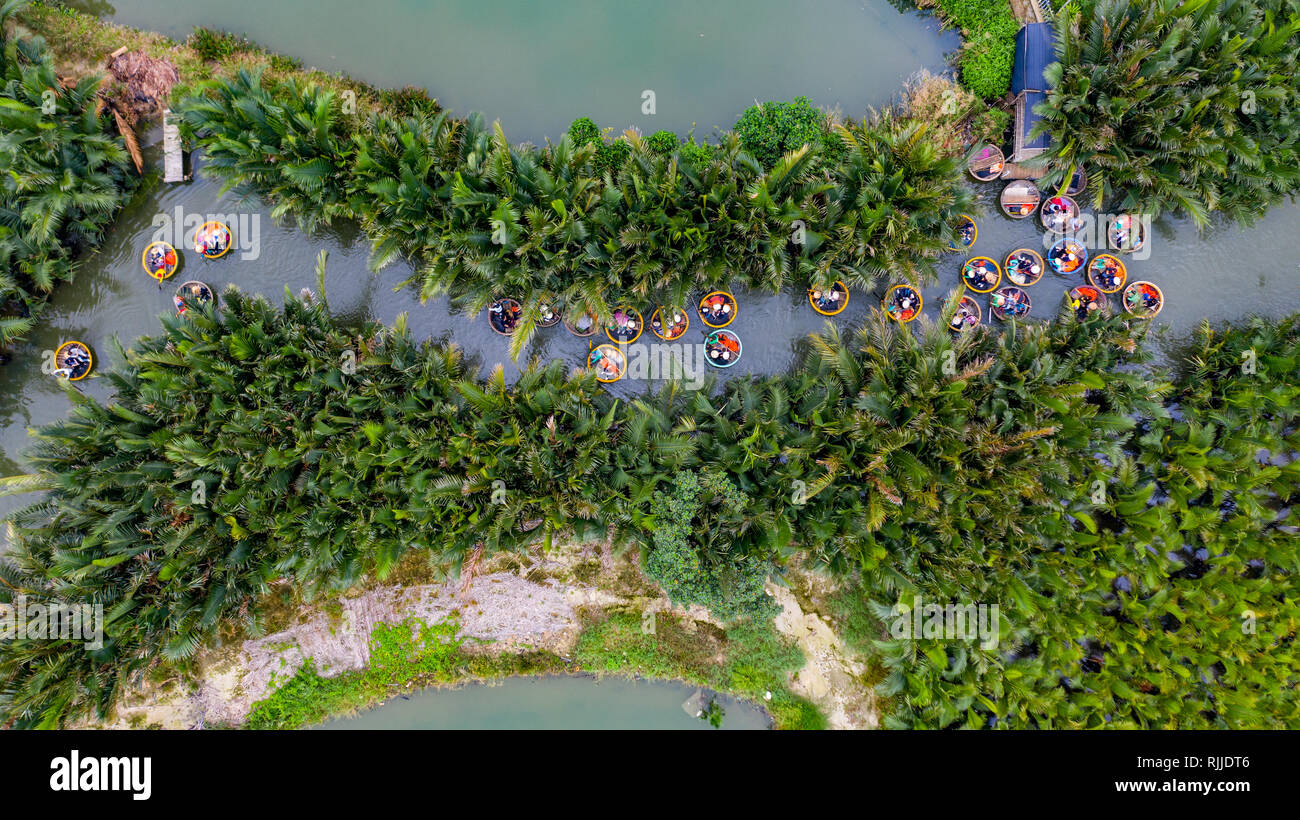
[643,472,778,622]
[927,0,1018,98]
[646,129,679,155]
[733,96,836,168]
[187,26,251,62]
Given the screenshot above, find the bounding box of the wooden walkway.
[999,161,1046,180]
[162,108,185,183]
[1009,0,1046,24]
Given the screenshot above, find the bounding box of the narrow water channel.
[313,676,771,730]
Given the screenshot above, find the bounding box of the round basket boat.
[1047,237,1088,275]
[536,303,562,328]
[884,284,922,323]
[563,311,600,337]
[698,291,738,328]
[947,214,978,252]
[1122,281,1164,318]
[704,329,743,368]
[650,306,690,341]
[193,221,232,259]
[588,344,627,382]
[949,294,982,333]
[174,280,215,315]
[1108,215,1147,254]
[968,145,1005,182]
[1000,180,1040,219]
[142,241,179,281]
[1040,196,1083,234]
[488,297,523,336]
[1004,249,1045,287]
[990,286,1032,321]
[1067,285,1109,320]
[53,340,93,381]
[1065,168,1088,197]
[1087,254,1127,294]
[961,257,1002,293]
[605,306,644,344]
[808,281,849,316]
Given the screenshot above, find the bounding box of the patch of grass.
[572,608,825,730]
[246,616,465,729]
[826,579,897,719]
[918,0,1018,99]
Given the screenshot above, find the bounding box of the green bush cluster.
[927,0,1018,99]
[187,26,252,62]
[644,471,778,621]
[0,2,139,349]
[733,96,843,169]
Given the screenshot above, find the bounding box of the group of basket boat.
[954,154,1166,327]
[57,225,230,382]
[487,291,746,382]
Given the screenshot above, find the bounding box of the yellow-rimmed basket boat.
[962,257,1002,293]
[53,340,93,381]
[808,281,849,316]
[1087,254,1127,294]
[588,344,627,383]
[884,284,922,323]
[698,291,738,328]
[605,306,644,345]
[142,241,179,280]
[193,221,232,259]
[947,214,977,252]
[1004,249,1045,287]
[650,307,689,341]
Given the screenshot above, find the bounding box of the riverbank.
[83,540,858,730]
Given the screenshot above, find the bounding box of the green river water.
[3,0,1297,729]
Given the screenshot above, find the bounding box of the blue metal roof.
[1012,22,1056,95]
[1021,90,1052,151]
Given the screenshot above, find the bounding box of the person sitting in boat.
[540,305,556,324]
[888,289,918,321]
[1070,290,1100,318]
[1007,255,1040,285]
[993,290,1029,318]
[964,259,995,290]
[590,348,621,379]
[706,331,740,364]
[702,294,732,323]
[652,310,685,338]
[57,345,91,378]
[147,245,175,275]
[950,302,978,331]
[958,221,974,245]
[1097,259,1121,290]
[811,286,842,311]
[490,300,521,333]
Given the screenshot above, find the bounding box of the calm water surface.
[314,676,770,730]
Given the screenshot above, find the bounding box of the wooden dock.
[162,108,185,183]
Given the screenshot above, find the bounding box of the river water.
[314,676,770,730]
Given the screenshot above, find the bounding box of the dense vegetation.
[176,69,976,358]
[0,0,137,348]
[1,279,1294,727]
[922,0,1019,98]
[1036,0,1300,224]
